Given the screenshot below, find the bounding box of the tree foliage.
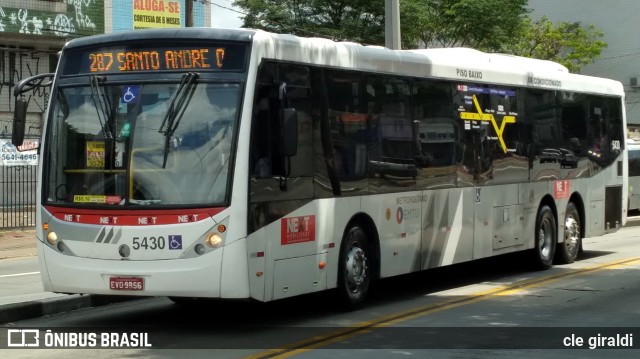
[503,16,607,73]
[233,0,385,45]
[233,0,607,73]
[400,0,529,50]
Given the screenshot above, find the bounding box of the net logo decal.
[460,94,516,153]
[554,180,570,199]
[281,215,316,245]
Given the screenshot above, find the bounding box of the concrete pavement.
[0,228,68,312]
[0,228,37,261]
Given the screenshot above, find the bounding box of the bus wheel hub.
[346,247,367,289]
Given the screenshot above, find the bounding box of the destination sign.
[88,48,218,72]
[62,42,247,74]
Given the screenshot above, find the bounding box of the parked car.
[559,148,579,168]
[540,148,562,163]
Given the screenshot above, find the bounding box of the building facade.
[0,0,211,140]
[529,0,640,128]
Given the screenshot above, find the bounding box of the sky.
[210,2,244,28]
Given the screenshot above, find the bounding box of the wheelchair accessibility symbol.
[121,85,139,104]
[168,235,182,250]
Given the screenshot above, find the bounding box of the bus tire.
[338,225,372,307]
[531,205,556,269]
[556,202,581,264]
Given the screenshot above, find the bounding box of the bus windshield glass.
[45,80,239,207]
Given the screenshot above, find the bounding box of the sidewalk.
[0,227,38,260]
[0,227,138,324]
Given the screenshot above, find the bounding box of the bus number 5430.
[132,236,166,250]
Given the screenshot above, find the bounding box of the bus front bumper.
[38,239,227,298]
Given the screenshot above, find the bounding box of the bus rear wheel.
[531,205,557,269]
[338,226,372,307]
[556,202,581,264]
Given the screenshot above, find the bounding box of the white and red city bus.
[12,28,627,306]
[627,139,640,212]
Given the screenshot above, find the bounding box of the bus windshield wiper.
[89,75,114,139]
[158,72,199,168]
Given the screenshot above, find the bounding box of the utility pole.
[186,0,194,27]
[385,0,401,50]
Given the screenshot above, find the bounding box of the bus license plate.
[109,277,144,291]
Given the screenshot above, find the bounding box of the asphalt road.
[0,257,63,306]
[2,222,640,358]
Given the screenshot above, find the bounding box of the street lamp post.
[385,0,401,50]
[186,0,194,27]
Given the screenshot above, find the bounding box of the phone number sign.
[0,139,39,166]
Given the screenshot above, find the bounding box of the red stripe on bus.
[44,206,225,226]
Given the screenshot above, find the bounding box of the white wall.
[528,0,640,124]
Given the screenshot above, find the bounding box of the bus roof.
[250,30,624,96]
[63,27,624,97]
[63,27,256,48]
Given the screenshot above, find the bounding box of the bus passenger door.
[453,83,526,259]
[248,62,327,301]
[420,187,475,269]
[412,79,473,269]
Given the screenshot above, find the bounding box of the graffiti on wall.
[0,50,51,138]
[0,1,104,37]
[0,1,105,137]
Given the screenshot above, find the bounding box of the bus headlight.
[205,233,223,248]
[46,231,58,245]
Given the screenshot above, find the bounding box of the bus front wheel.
[556,202,581,264]
[338,226,372,307]
[532,205,557,269]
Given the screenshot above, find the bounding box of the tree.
[400,0,529,51]
[233,0,529,49]
[233,1,606,73]
[233,0,386,45]
[504,16,607,73]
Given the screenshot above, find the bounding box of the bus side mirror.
[279,108,298,157]
[12,98,28,147]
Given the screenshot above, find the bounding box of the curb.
[0,295,141,324]
[625,216,640,227]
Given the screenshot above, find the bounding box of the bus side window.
[411,79,458,189]
[251,85,276,178]
[250,62,313,180]
[587,95,624,164]
[326,69,367,182]
[559,91,588,154]
[366,75,416,183]
[413,79,455,168]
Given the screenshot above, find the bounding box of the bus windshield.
[45,80,239,207]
